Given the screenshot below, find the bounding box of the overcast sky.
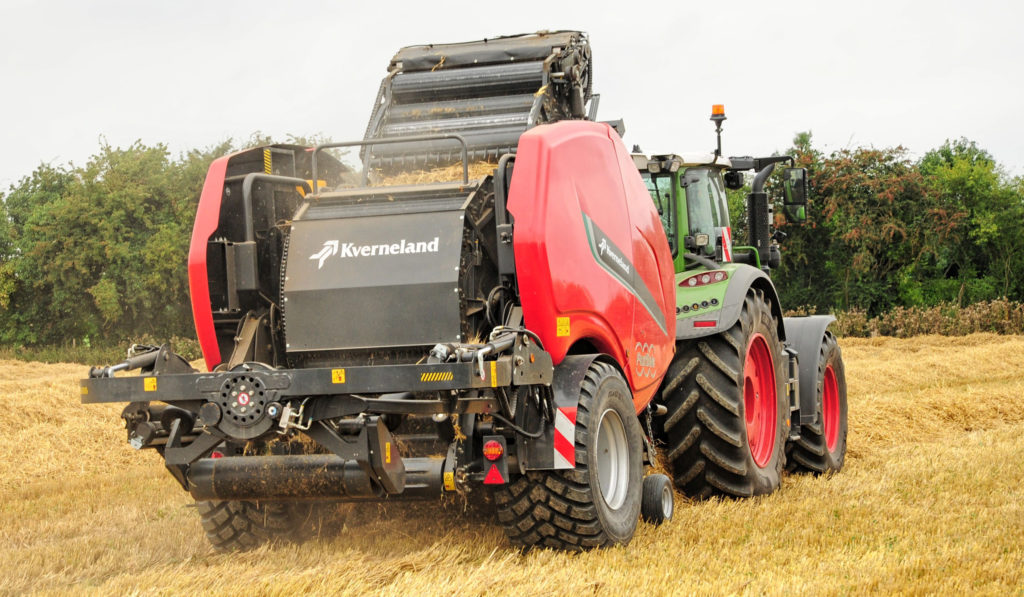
[1,0,1021,191]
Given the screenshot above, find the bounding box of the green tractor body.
[633,107,848,499]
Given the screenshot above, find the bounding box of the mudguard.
[515,354,603,471]
[782,315,837,426]
[676,265,785,341]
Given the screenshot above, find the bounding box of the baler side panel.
[508,121,674,410]
[189,156,230,371]
[612,131,676,405]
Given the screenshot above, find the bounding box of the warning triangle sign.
[483,463,505,485]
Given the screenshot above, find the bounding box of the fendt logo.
[309,237,441,269]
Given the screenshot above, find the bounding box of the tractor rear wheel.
[494,361,643,550]
[196,500,314,552]
[659,288,787,498]
[787,331,848,474]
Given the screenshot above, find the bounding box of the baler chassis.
[83,330,556,504]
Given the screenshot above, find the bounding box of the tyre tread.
[658,289,786,498]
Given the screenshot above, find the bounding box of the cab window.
[683,168,729,240]
[641,172,676,255]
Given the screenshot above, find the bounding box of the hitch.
[89,344,195,378]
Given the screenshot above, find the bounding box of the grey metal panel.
[302,196,466,221]
[285,285,461,350]
[283,209,464,351]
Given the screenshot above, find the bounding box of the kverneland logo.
[309,237,440,269]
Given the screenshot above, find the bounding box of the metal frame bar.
[82,360,513,405]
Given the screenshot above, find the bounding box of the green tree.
[765,131,846,311]
[918,138,1024,303]
[0,164,78,343]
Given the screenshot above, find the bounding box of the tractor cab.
[633,152,733,273]
[634,105,810,276]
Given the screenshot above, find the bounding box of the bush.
[0,335,201,365]
[824,299,1024,338]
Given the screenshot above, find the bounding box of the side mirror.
[782,167,808,223]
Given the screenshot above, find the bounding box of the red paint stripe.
[559,406,577,425]
[693,320,716,328]
[188,156,231,371]
[553,431,575,466]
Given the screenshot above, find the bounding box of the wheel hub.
[219,374,267,428]
[743,333,777,468]
[822,364,840,452]
[596,407,629,510]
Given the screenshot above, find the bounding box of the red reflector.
[693,321,716,328]
[482,440,504,461]
[210,450,224,459]
[483,463,506,484]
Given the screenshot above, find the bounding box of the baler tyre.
[659,288,787,498]
[196,500,314,552]
[787,331,848,474]
[494,361,643,550]
[641,473,674,525]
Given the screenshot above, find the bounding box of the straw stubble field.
[2,334,1022,595]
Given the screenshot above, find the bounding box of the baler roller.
[363,30,593,171]
[389,62,545,102]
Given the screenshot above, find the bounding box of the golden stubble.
[1,334,1022,595]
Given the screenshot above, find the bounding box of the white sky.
[1,0,1022,191]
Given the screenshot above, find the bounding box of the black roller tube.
[189,455,378,501]
[188,455,446,502]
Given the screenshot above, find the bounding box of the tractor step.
[784,346,801,441]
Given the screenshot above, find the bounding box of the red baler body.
[507,121,675,411]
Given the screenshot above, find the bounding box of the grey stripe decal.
[582,212,668,335]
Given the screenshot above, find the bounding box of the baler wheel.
[659,288,787,498]
[196,500,314,552]
[787,331,848,474]
[640,473,674,525]
[494,361,643,550]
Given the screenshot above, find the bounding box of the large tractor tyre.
[494,361,644,550]
[787,331,848,474]
[196,500,314,552]
[659,288,787,498]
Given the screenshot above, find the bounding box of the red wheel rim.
[743,333,777,468]
[822,364,840,452]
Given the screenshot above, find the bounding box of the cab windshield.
[683,167,729,239]
[641,172,676,255]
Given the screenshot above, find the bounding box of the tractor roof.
[632,152,732,173]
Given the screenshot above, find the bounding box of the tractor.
[637,105,848,497]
